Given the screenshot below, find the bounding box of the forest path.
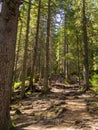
[11,83,98,130]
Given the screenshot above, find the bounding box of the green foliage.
[90,74,98,91]
[14,81,22,89]
[14,78,30,90]
[64,52,74,61]
[15,0,98,84]
[26,76,30,80]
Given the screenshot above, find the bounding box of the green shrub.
[90,74,98,91]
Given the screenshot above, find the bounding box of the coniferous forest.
[0,0,98,130]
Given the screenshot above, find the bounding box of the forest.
[0,0,98,130]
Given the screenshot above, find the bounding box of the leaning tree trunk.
[82,0,89,90]
[0,0,19,130]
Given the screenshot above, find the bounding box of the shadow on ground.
[11,83,98,130]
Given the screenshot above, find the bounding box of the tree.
[43,0,51,92]
[21,0,31,98]
[14,20,23,82]
[82,0,89,90]
[64,11,69,80]
[75,29,81,85]
[11,0,98,94]
[29,0,41,91]
[0,0,19,129]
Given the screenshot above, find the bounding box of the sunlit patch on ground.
[11,83,98,130]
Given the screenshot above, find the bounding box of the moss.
[9,122,16,130]
[14,81,22,89]
[90,74,98,92]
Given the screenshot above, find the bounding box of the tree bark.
[29,0,41,90]
[14,21,23,82]
[82,0,89,90]
[75,29,81,86]
[63,11,69,80]
[0,0,19,129]
[44,0,51,91]
[64,35,68,80]
[21,0,31,98]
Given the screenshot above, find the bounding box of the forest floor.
[10,82,98,130]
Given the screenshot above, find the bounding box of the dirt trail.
[10,83,98,130]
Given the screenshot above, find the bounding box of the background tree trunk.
[21,0,31,98]
[64,35,69,80]
[29,0,41,90]
[82,0,89,90]
[44,0,51,92]
[75,29,81,86]
[14,21,23,82]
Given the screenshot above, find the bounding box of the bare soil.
[10,83,98,130]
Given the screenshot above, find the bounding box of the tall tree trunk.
[39,27,46,80]
[75,29,81,86]
[29,0,41,91]
[63,11,69,80]
[64,35,68,80]
[0,0,19,129]
[44,0,51,92]
[21,0,31,98]
[82,0,89,90]
[14,21,23,82]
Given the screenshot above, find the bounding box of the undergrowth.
[90,74,98,92]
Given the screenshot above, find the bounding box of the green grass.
[90,74,98,91]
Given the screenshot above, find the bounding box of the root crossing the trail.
[10,83,98,130]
